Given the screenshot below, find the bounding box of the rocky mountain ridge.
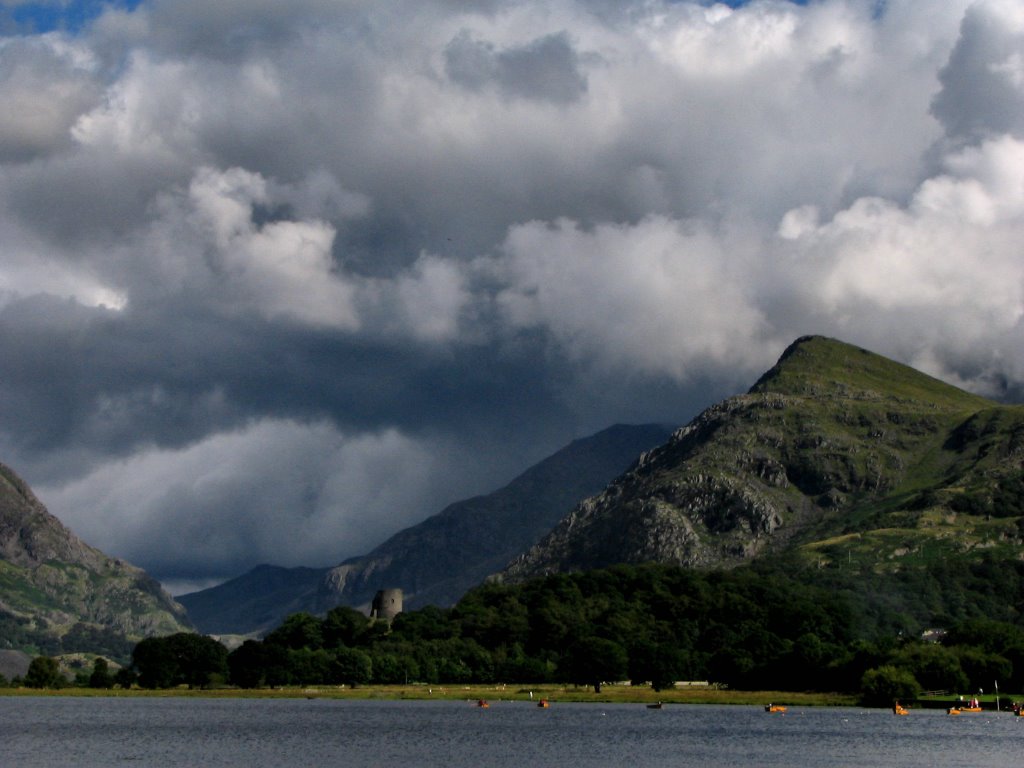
[0,463,191,659]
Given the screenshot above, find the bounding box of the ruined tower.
[370,588,403,621]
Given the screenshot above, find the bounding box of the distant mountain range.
[0,462,191,660]
[7,334,1024,654]
[178,423,673,635]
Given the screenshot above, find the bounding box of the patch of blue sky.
[700,0,887,16]
[3,0,142,35]
[1,0,881,37]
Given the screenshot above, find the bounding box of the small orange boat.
[537,699,549,708]
[477,699,489,708]
[764,704,786,713]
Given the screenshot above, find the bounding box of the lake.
[2,697,1022,767]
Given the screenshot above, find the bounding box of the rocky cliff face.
[503,336,1011,581]
[0,462,191,658]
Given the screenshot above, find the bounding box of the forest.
[105,560,1024,704]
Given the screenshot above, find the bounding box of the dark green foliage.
[62,623,134,661]
[88,657,114,689]
[390,605,454,642]
[148,557,1024,702]
[323,607,370,647]
[114,667,137,689]
[24,656,64,689]
[942,619,1024,690]
[331,646,372,686]
[949,492,990,516]
[0,610,60,655]
[629,641,689,691]
[227,640,272,689]
[891,643,968,692]
[216,563,868,692]
[560,636,628,693]
[860,666,921,707]
[264,613,323,650]
[992,473,1024,518]
[132,632,228,689]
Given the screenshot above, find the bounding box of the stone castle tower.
[370,588,403,621]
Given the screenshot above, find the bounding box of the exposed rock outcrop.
[0,462,191,658]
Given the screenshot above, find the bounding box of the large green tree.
[133,633,228,689]
[561,636,628,693]
[860,666,920,707]
[331,646,372,686]
[89,657,114,689]
[24,656,64,689]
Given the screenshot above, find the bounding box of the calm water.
[2,697,1022,767]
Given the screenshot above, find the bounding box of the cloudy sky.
[1,0,1023,594]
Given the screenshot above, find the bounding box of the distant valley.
[178,423,673,635]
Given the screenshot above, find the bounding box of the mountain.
[503,335,1022,586]
[0,462,192,660]
[176,565,325,637]
[179,423,673,635]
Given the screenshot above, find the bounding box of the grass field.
[0,683,858,707]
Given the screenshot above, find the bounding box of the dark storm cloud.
[2,0,1024,588]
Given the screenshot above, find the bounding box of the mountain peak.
[749,335,991,411]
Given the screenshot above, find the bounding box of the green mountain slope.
[0,463,192,660]
[503,336,1024,625]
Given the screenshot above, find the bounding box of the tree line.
[102,562,1024,702]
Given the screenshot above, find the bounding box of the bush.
[860,665,920,707]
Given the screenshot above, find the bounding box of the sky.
[1,0,1023,595]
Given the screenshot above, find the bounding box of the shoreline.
[0,683,858,706]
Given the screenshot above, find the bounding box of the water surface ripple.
[3,697,1021,767]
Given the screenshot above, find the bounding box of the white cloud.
[0,219,127,310]
[0,35,100,161]
[387,253,470,342]
[494,215,767,378]
[774,134,1024,372]
[186,166,359,329]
